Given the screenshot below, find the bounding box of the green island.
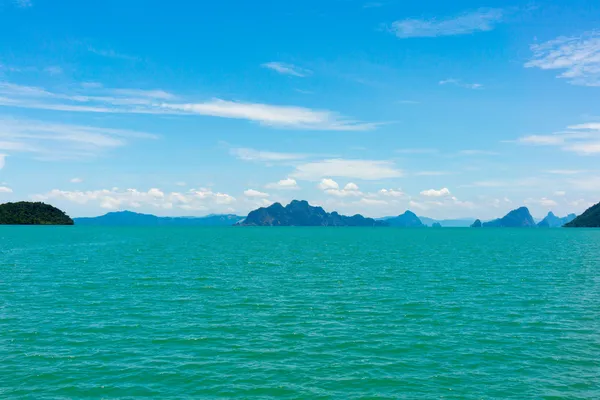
[565,202,600,228]
[0,202,74,225]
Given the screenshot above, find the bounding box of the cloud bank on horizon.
[0,0,598,219]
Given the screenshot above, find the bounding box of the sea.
[1,226,599,399]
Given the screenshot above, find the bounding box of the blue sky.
[0,0,599,219]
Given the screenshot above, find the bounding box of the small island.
[0,202,74,225]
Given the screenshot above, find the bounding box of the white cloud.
[564,142,600,155]
[525,197,558,207]
[515,123,600,155]
[33,187,237,212]
[175,181,187,187]
[265,178,299,190]
[526,31,600,87]
[517,135,565,145]
[0,82,378,131]
[161,99,378,131]
[322,182,363,197]
[230,147,308,162]
[378,188,405,197]
[0,117,157,160]
[262,62,312,77]
[420,188,451,197]
[70,178,83,183]
[0,186,12,193]
[439,79,483,89]
[390,8,503,38]
[294,159,403,180]
[318,178,339,190]
[554,191,566,196]
[244,189,269,198]
[0,154,5,169]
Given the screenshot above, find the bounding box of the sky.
[0,0,599,219]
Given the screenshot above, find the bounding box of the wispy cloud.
[87,46,140,61]
[0,117,157,161]
[44,66,63,76]
[389,8,503,38]
[292,159,403,181]
[0,82,379,131]
[14,0,32,8]
[230,147,309,163]
[525,30,600,87]
[439,79,483,89]
[262,62,312,77]
[244,189,269,198]
[515,122,600,155]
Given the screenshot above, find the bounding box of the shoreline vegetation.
[1,200,598,227]
[0,202,73,225]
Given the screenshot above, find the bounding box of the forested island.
[565,201,600,227]
[0,202,73,225]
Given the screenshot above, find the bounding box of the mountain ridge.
[74,211,244,226]
[240,200,387,227]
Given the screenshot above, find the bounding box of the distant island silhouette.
[74,211,244,226]
[239,200,387,227]
[2,199,594,228]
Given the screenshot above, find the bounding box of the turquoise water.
[1,227,599,399]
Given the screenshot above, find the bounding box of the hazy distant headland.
[74,211,244,227]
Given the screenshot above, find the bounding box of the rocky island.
[470,219,482,228]
[239,200,387,227]
[482,207,536,228]
[0,202,73,225]
[385,211,425,227]
[537,212,576,228]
